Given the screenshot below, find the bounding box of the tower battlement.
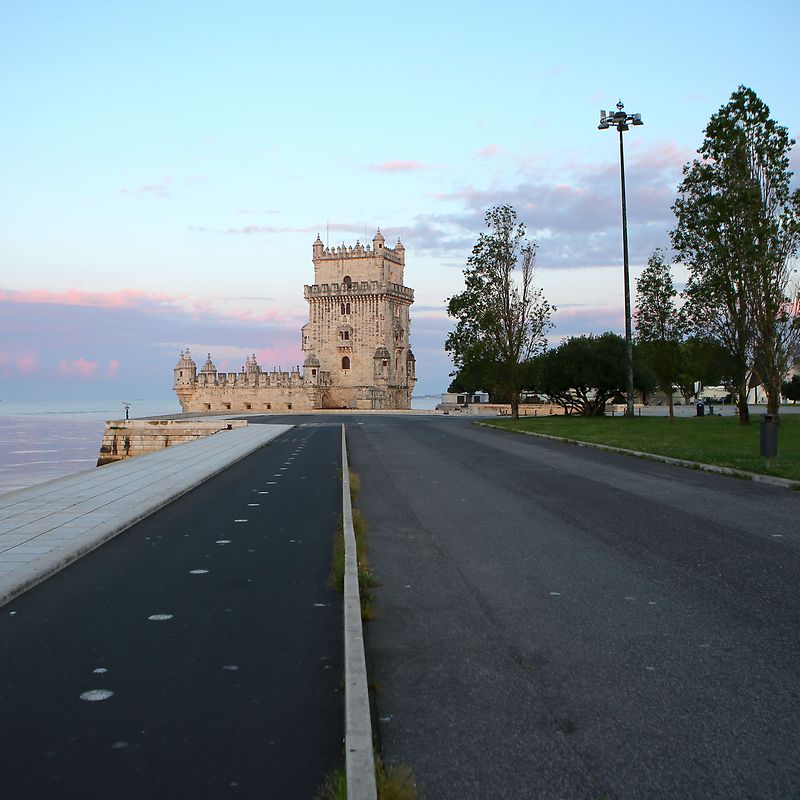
[313,240,405,265]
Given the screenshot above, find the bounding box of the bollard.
[760,414,778,467]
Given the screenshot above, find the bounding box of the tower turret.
[173,348,197,413]
[303,353,320,385]
[173,348,197,388]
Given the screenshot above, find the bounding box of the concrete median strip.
[341,424,378,800]
[0,424,292,608]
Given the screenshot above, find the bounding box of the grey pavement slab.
[0,424,291,608]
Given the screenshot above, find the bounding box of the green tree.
[672,86,800,423]
[633,342,658,405]
[635,248,686,418]
[445,205,554,418]
[782,374,800,403]
[675,336,738,404]
[535,333,632,416]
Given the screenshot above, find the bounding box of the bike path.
[0,424,343,799]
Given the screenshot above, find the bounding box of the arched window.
[343,275,352,289]
[340,303,346,315]
[345,302,351,314]
[342,356,351,370]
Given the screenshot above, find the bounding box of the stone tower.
[302,230,416,409]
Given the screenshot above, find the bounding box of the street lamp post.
[599,101,643,418]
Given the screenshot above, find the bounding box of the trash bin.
[696,402,705,417]
[760,414,778,458]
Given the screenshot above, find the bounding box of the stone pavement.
[0,423,291,608]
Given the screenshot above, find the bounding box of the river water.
[0,396,441,495]
[0,400,179,495]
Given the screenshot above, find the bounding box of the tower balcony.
[304,282,414,302]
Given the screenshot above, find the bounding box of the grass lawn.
[484,414,800,483]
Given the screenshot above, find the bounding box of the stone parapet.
[97,419,247,466]
[304,282,414,302]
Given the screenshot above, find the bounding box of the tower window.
[342,356,351,370]
[341,303,346,315]
[346,302,351,314]
[343,275,352,288]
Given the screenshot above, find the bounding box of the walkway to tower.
[0,424,344,799]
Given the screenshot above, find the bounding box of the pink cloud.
[369,160,429,173]
[473,144,501,159]
[58,358,98,379]
[0,287,182,310]
[17,353,39,374]
[107,359,120,377]
[189,224,313,235]
[120,179,172,198]
[188,222,365,236]
[189,297,304,325]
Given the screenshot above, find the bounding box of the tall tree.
[635,248,686,418]
[446,205,554,418]
[672,86,800,423]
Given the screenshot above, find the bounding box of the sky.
[1,0,799,403]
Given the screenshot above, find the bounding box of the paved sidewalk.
[0,424,291,607]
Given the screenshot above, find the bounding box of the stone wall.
[97,419,247,466]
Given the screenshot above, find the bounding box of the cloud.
[0,287,181,310]
[17,353,38,374]
[473,144,501,159]
[0,287,303,326]
[368,160,431,173]
[119,179,172,198]
[0,288,308,401]
[394,139,691,269]
[188,222,367,236]
[58,358,99,379]
[187,224,295,235]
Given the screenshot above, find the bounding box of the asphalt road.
[0,423,343,799]
[336,414,800,800]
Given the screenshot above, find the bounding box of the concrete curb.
[0,425,292,609]
[476,422,800,490]
[341,424,378,800]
